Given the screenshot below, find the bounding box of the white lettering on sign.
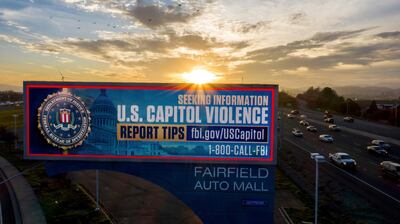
[193,166,270,192]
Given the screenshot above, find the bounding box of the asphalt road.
[0,172,17,224]
[280,108,400,222]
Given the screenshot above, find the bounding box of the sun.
[182,68,218,84]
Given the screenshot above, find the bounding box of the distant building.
[376,103,400,110]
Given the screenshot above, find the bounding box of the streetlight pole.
[95,169,100,211]
[310,153,325,224]
[396,105,398,126]
[12,114,18,150]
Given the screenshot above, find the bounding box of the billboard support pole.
[13,114,18,150]
[95,169,100,211]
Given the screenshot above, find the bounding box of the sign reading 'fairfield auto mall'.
[24,81,277,224]
[24,82,277,164]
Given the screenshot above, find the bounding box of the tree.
[279,91,297,108]
[0,126,15,145]
[367,100,378,114]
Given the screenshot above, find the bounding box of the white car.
[299,120,310,126]
[319,134,334,143]
[329,152,357,169]
[343,116,354,122]
[306,125,317,132]
[287,113,295,119]
[371,140,391,150]
[366,146,388,155]
[328,124,340,131]
[292,128,303,137]
[300,114,307,119]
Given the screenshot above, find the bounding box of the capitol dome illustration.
[87,89,117,150]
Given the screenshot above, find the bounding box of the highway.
[294,102,400,142]
[0,171,17,224]
[279,108,400,223]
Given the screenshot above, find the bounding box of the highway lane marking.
[278,207,295,224]
[283,137,400,205]
[0,201,2,224]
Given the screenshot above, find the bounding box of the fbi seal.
[38,90,91,150]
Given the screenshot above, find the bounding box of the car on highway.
[290,110,299,115]
[366,145,388,156]
[300,114,307,119]
[287,113,295,119]
[324,117,334,123]
[343,116,354,122]
[371,140,391,150]
[292,128,303,137]
[380,161,400,179]
[299,120,310,126]
[329,152,357,169]
[319,134,334,143]
[328,124,340,131]
[306,125,317,132]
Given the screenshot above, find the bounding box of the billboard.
[24,82,277,164]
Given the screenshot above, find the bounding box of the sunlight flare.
[182,68,218,84]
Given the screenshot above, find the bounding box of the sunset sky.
[0,0,400,90]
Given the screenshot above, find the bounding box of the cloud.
[63,0,209,29]
[237,28,400,78]
[233,21,270,33]
[289,12,306,24]
[125,2,201,29]
[246,28,374,61]
[309,28,374,42]
[375,31,400,39]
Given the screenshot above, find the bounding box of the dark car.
[366,145,388,156]
[290,110,299,115]
[324,117,334,123]
[380,161,400,179]
[371,140,391,150]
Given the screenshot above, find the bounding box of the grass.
[0,106,23,129]
[276,166,338,224]
[275,168,315,223]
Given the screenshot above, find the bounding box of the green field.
[0,106,23,128]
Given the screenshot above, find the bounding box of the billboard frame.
[24,81,278,164]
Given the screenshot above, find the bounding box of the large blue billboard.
[24,82,277,164]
